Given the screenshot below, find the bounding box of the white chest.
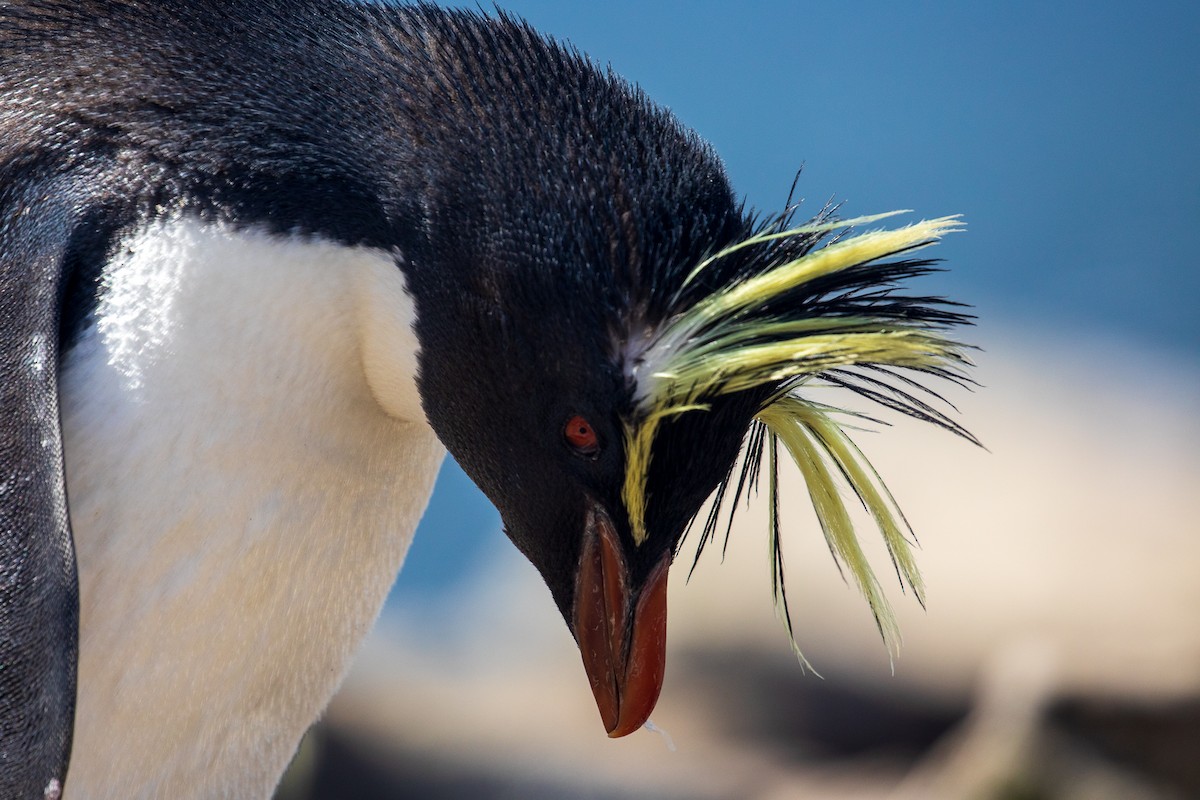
[58,219,445,798]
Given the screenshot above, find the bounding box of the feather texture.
[622,211,974,657]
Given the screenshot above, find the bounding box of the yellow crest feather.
[622,210,971,656]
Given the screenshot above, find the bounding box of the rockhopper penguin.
[0,1,975,797]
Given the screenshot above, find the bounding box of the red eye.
[564,415,600,456]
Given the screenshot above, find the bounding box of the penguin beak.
[573,503,669,738]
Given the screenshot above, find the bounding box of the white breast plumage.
[58,217,444,797]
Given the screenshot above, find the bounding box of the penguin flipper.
[0,181,81,797]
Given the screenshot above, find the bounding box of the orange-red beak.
[573,505,669,738]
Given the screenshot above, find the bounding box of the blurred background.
[280,2,1199,798]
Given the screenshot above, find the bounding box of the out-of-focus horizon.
[280,3,1200,798]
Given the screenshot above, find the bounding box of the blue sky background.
[390,1,1199,604]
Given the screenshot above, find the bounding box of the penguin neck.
[58,217,445,797]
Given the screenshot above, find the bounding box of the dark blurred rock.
[680,646,966,763]
[1051,696,1200,798]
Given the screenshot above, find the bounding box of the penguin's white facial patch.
[617,322,660,406]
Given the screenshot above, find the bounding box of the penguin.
[0,1,974,797]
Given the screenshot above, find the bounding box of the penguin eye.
[564,415,600,457]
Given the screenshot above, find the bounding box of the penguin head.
[407,140,971,737]
[395,13,973,737]
[406,102,767,734]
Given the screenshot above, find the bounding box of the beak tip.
[574,505,671,742]
[605,712,649,739]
